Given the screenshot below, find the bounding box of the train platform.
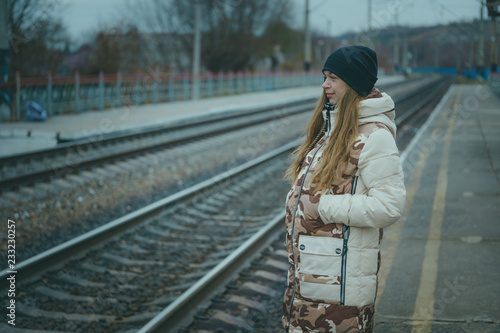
[0,76,405,157]
[375,84,500,332]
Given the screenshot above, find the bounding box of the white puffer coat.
[283,90,406,332]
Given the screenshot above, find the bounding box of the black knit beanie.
[322,45,378,97]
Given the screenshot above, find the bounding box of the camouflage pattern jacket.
[283,90,406,332]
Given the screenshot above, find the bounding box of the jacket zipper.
[340,175,357,306]
[340,225,350,305]
[286,104,333,331]
[286,137,328,332]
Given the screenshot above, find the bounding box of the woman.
[282,45,406,332]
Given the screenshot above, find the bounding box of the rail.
[0,139,300,290]
[138,212,285,332]
[0,99,315,191]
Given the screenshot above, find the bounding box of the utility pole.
[304,0,311,71]
[478,1,485,77]
[367,0,372,31]
[492,17,498,72]
[192,0,202,100]
[368,0,374,49]
[402,35,408,72]
[326,18,332,54]
[393,11,400,73]
[0,0,9,83]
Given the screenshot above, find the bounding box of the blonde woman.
[283,45,406,332]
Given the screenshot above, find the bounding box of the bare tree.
[84,24,142,75]
[128,0,293,72]
[8,0,69,78]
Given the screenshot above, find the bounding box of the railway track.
[0,141,298,332]
[0,98,315,192]
[0,75,454,333]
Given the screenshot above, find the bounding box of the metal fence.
[0,70,321,120]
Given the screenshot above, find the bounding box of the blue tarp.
[25,101,47,122]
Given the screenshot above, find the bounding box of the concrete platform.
[375,84,500,332]
[0,76,404,158]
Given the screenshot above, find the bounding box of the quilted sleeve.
[318,129,406,228]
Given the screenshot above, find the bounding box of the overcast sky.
[59,0,484,43]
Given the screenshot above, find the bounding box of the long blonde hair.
[285,85,364,193]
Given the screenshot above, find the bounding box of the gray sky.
[60,0,483,42]
[293,0,482,36]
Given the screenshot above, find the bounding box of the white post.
[75,71,80,113]
[47,71,52,116]
[98,71,104,110]
[116,71,122,107]
[15,71,20,120]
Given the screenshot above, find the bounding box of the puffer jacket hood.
[359,91,396,136]
[323,89,396,138]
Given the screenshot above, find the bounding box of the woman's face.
[322,70,348,105]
